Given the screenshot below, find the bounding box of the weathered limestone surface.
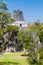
[13,10,24,21]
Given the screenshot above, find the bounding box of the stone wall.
[13,10,24,21]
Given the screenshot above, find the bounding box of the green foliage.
[0,0,15,24]
[38,24,43,43]
[0,0,8,11]
[0,0,15,41]
[0,0,15,52]
[0,25,3,40]
[18,29,34,49]
[0,12,15,24]
[6,25,19,32]
[27,22,43,65]
[28,47,43,65]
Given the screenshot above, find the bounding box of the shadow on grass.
[0,62,19,65]
[21,54,28,57]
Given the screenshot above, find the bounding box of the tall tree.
[0,0,15,52]
[0,0,8,12]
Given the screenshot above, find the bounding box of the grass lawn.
[0,52,28,65]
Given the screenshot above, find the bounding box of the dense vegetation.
[0,0,43,65]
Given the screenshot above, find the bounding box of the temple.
[13,10,24,21]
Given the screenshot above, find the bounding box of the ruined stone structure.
[13,10,24,21]
[31,32,42,51]
[8,10,28,29]
[0,10,28,52]
[3,32,19,52]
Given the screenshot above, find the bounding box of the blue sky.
[5,0,43,22]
